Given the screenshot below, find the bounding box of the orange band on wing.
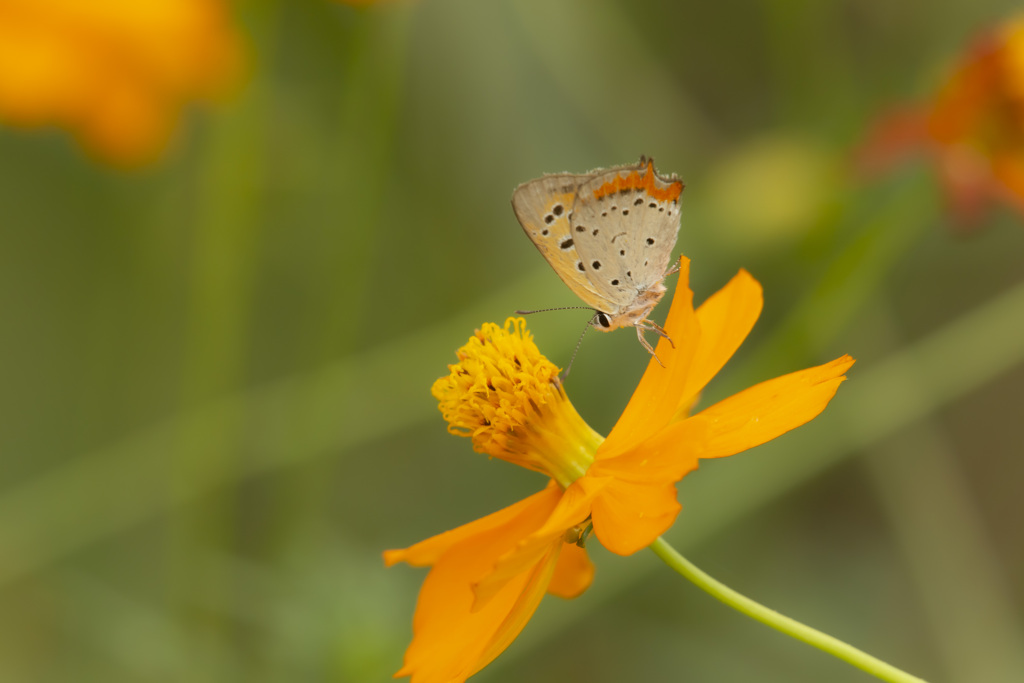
[591,160,683,202]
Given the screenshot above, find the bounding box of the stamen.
[431,318,604,487]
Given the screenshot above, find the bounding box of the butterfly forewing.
[511,174,608,310]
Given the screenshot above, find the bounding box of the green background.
[1,0,1023,681]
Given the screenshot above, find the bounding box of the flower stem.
[649,537,928,682]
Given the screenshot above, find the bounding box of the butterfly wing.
[570,158,683,315]
[511,173,615,311]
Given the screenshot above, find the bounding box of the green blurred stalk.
[166,0,279,670]
[271,0,415,567]
[736,171,939,377]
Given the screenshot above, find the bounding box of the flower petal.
[589,475,682,556]
[393,485,564,683]
[585,415,706,555]
[591,416,706,484]
[469,547,560,679]
[473,477,599,607]
[472,533,562,608]
[547,542,595,599]
[384,481,561,568]
[600,256,701,458]
[679,269,763,406]
[397,535,560,683]
[694,355,855,460]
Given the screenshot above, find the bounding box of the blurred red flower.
[859,15,1024,226]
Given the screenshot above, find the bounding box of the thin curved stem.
[650,537,928,683]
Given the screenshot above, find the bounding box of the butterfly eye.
[596,312,611,328]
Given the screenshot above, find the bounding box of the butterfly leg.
[663,259,682,277]
[636,326,666,367]
[640,319,675,349]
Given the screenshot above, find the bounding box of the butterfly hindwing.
[571,159,683,316]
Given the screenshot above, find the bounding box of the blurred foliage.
[1,0,1023,681]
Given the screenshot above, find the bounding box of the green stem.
[649,537,928,683]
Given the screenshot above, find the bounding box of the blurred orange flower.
[0,0,244,166]
[860,14,1024,225]
[385,257,853,682]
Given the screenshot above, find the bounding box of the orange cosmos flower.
[859,14,1024,225]
[0,0,244,166]
[385,256,853,683]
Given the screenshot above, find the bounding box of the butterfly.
[511,156,684,360]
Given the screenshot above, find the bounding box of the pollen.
[431,318,603,487]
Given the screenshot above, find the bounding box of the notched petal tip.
[820,354,856,378]
[383,549,406,568]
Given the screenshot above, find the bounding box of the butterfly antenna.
[515,306,596,315]
[559,319,593,383]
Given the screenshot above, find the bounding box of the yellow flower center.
[431,318,604,488]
